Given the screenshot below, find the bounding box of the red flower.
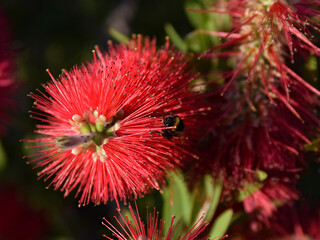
[0,8,16,135]
[200,0,320,107]
[191,80,316,229]
[193,79,319,189]
[192,0,320,187]
[228,198,320,239]
[26,36,208,207]
[103,203,223,240]
[267,0,320,59]
[242,175,298,232]
[193,1,320,230]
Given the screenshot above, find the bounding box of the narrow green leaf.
[208,208,233,239]
[190,176,223,229]
[204,178,222,222]
[108,28,129,44]
[173,172,193,224]
[0,140,7,171]
[162,171,194,235]
[184,0,206,29]
[164,23,187,52]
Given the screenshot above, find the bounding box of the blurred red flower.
[194,0,320,177]
[228,199,320,240]
[190,0,320,228]
[200,0,320,101]
[0,8,16,135]
[269,201,320,240]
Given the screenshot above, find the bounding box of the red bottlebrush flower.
[26,36,209,207]
[242,176,298,232]
[199,0,320,107]
[191,80,315,229]
[192,0,320,189]
[103,203,222,240]
[0,8,16,135]
[267,0,320,59]
[228,199,320,240]
[194,79,319,187]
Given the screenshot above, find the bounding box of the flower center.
[55,110,123,162]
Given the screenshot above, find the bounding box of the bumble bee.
[160,114,184,139]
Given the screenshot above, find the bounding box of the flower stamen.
[55,111,123,159]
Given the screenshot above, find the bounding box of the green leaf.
[188,176,222,229]
[51,237,74,240]
[203,177,222,222]
[122,208,134,225]
[305,137,320,151]
[184,0,206,29]
[237,182,263,202]
[173,173,194,224]
[108,28,129,44]
[257,170,268,181]
[184,31,206,52]
[0,140,7,171]
[164,23,188,52]
[306,55,317,71]
[208,208,233,239]
[162,171,194,235]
